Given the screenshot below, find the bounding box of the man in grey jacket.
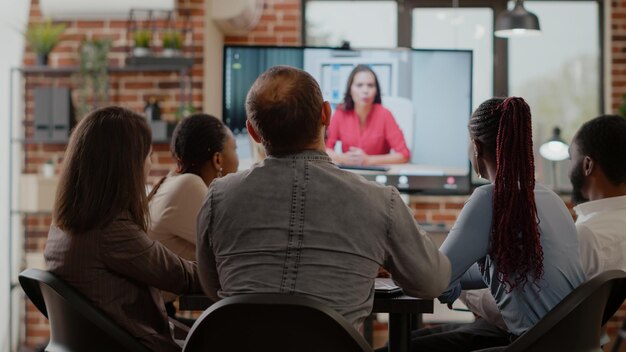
[196,65,451,328]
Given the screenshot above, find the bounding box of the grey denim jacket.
[197,150,451,327]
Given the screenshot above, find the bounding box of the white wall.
[0,2,30,351]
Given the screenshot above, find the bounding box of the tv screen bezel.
[222,44,474,195]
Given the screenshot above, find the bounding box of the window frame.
[302,0,605,112]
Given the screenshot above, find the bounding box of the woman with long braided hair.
[408,97,585,352]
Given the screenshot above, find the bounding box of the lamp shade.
[539,127,569,161]
[495,0,541,38]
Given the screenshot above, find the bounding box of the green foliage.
[175,104,197,121]
[73,39,112,118]
[25,20,66,55]
[134,30,152,48]
[618,94,626,118]
[162,31,184,50]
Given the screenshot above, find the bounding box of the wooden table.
[372,294,433,352]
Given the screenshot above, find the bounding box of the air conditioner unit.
[211,0,263,35]
[39,0,175,20]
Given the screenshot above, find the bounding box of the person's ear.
[472,139,483,159]
[246,120,261,143]
[583,156,594,176]
[321,101,331,127]
[212,151,222,171]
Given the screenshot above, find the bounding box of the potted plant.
[25,20,66,66]
[619,94,626,118]
[133,29,152,57]
[162,30,184,57]
[73,39,111,118]
[175,104,197,120]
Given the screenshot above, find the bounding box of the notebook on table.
[375,278,403,298]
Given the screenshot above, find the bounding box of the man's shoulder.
[325,166,397,202]
[210,168,251,192]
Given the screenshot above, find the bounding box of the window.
[508,1,600,188]
[412,8,494,110]
[303,0,603,189]
[305,1,397,48]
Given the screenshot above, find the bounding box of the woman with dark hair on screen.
[45,106,201,351]
[404,97,585,352]
[325,64,410,166]
[148,113,238,319]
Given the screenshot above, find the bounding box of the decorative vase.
[133,47,151,57]
[162,48,181,57]
[36,53,49,66]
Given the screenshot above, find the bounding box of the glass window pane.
[306,1,397,48]
[412,8,494,111]
[508,1,600,189]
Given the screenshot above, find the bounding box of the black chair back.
[506,270,626,352]
[183,293,374,352]
[19,268,150,352]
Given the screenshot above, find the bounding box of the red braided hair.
[470,97,543,290]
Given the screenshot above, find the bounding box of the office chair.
[18,268,150,352]
[183,293,374,352]
[504,270,626,352]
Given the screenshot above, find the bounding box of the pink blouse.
[325,104,411,160]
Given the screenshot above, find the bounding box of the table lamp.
[539,127,569,190]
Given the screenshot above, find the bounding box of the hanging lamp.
[494,0,541,38]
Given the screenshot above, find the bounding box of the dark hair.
[246,65,323,155]
[573,115,626,186]
[148,113,227,200]
[340,64,382,111]
[469,97,543,290]
[53,106,152,233]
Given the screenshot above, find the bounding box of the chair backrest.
[506,270,626,352]
[18,268,150,352]
[183,293,374,352]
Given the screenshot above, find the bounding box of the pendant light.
[495,0,541,38]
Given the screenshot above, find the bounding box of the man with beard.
[569,114,626,277]
[448,114,626,339]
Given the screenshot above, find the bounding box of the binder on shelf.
[34,87,75,142]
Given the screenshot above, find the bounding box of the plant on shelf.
[73,39,111,118]
[25,20,67,66]
[133,29,152,57]
[162,30,184,57]
[619,94,626,119]
[175,104,197,121]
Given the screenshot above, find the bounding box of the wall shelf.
[17,62,193,74]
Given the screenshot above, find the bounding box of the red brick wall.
[21,0,205,347]
[19,0,626,350]
[613,1,626,112]
[224,0,301,46]
[608,3,626,351]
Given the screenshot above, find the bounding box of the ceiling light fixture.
[494,0,541,38]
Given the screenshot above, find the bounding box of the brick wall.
[20,0,205,347]
[18,0,626,350]
[224,0,301,46]
[607,3,626,351]
[613,1,626,112]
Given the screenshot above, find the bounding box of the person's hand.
[344,147,369,165]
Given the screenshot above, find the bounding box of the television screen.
[223,45,473,194]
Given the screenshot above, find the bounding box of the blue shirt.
[439,183,585,335]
